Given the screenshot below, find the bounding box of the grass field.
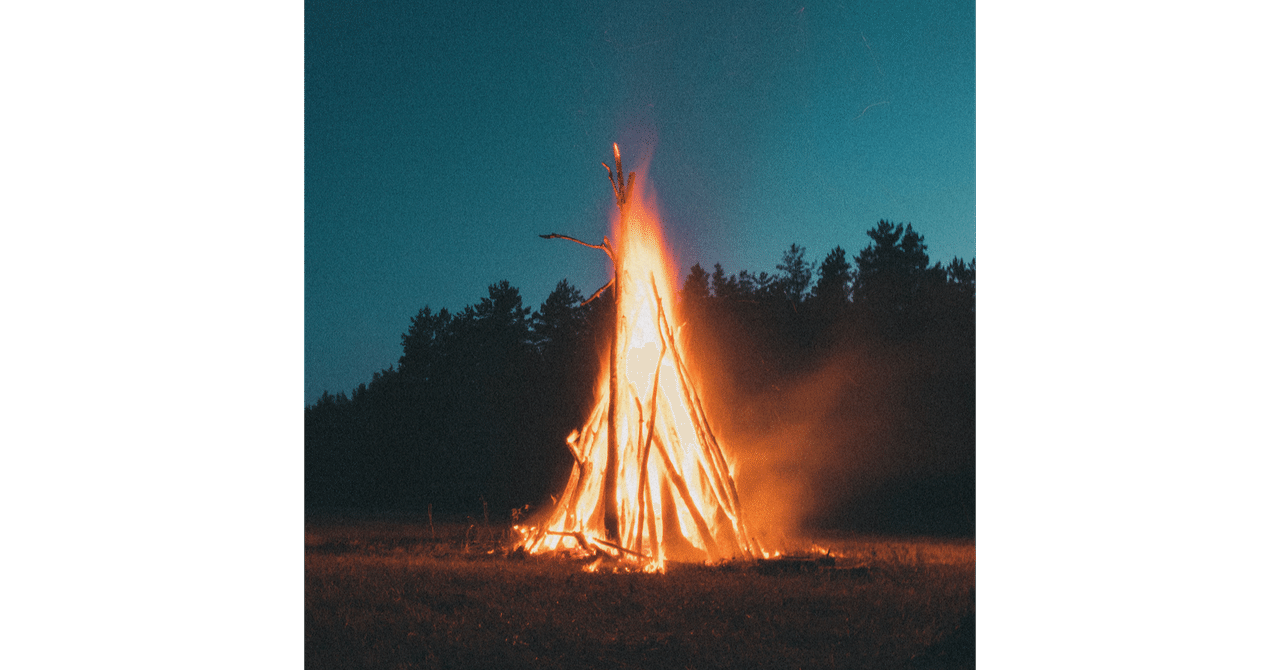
[305,517,974,669]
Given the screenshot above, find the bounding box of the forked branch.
[602,142,635,211]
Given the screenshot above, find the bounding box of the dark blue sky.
[306,0,975,404]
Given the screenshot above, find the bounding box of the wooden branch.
[629,347,661,559]
[651,387,731,534]
[649,276,757,556]
[548,406,599,537]
[634,272,668,555]
[605,143,636,212]
[648,274,741,539]
[565,430,585,466]
[581,278,614,306]
[645,472,659,562]
[540,233,615,261]
[563,400,602,466]
[603,277,620,543]
[589,534,649,560]
[545,530,594,554]
[650,431,721,560]
[563,461,590,529]
[601,145,629,544]
[602,397,619,543]
[650,274,733,498]
[628,395,645,552]
[604,167,619,202]
[629,313,668,558]
[653,285,745,518]
[563,398,606,519]
[544,529,649,560]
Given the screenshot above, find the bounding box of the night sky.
[306,0,976,405]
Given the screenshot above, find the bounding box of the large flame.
[520,146,762,571]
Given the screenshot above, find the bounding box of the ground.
[305,516,974,669]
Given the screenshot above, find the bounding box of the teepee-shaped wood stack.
[521,145,762,570]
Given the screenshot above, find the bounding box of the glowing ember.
[519,145,763,571]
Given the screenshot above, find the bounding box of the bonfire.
[518,145,764,571]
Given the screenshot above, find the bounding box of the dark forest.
[306,219,974,536]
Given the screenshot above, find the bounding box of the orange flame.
[520,147,761,571]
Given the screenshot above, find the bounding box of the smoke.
[716,347,897,544]
[686,322,974,544]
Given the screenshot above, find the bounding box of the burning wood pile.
[517,145,764,571]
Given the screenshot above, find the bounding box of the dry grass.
[305,519,974,669]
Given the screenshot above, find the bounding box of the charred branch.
[603,143,636,211]
[603,307,620,541]
[581,278,614,306]
[539,233,615,261]
[589,534,649,560]
[545,530,595,554]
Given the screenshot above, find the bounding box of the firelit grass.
[305,521,974,669]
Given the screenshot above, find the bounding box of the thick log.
[601,145,639,545]
[602,281,620,541]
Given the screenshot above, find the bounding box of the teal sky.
[306,0,975,404]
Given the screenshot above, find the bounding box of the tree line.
[306,220,974,534]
